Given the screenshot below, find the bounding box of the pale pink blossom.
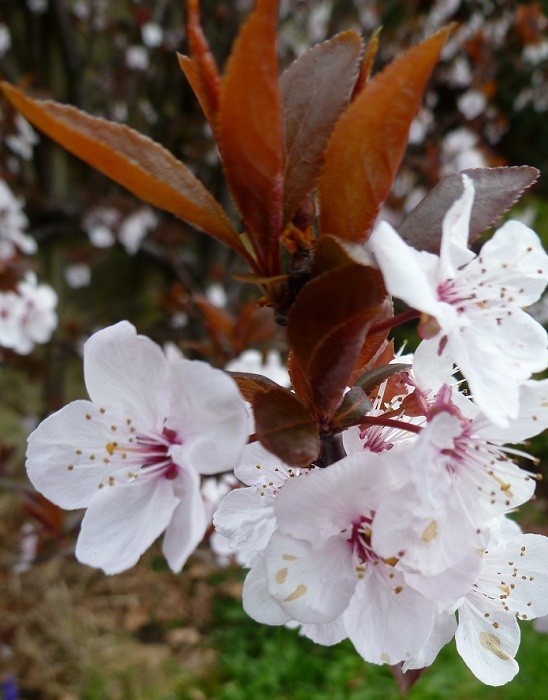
[26,321,250,574]
[370,175,548,426]
[372,380,546,580]
[243,455,439,666]
[0,273,57,354]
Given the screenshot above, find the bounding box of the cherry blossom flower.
[405,518,548,686]
[372,379,547,581]
[26,321,250,574]
[243,454,440,666]
[370,175,548,426]
[0,273,57,354]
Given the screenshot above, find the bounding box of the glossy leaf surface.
[253,386,320,466]
[280,30,363,226]
[288,264,385,421]
[218,0,283,272]
[317,25,453,242]
[397,166,540,252]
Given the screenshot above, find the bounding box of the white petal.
[213,487,277,552]
[403,548,482,606]
[264,532,355,624]
[373,480,481,578]
[75,476,179,574]
[481,534,548,620]
[369,221,443,317]
[273,452,389,543]
[299,616,347,646]
[344,568,436,665]
[439,174,476,276]
[403,613,457,671]
[242,555,292,625]
[162,468,208,572]
[448,312,547,426]
[26,400,126,508]
[166,359,249,474]
[455,598,519,686]
[83,322,170,426]
[475,220,548,305]
[478,379,548,443]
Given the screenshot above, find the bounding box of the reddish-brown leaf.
[287,349,311,407]
[253,386,320,466]
[230,372,280,402]
[177,54,217,127]
[397,166,541,253]
[351,27,381,98]
[185,0,221,120]
[280,30,363,226]
[330,386,373,430]
[311,234,376,276]
[218,0,284,273]
[1,82,252,262]
[288,264,385,421]
[317,25,454,242]
[307,311,375,421]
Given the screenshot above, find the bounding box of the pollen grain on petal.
[275,567,288,584]
[421,520,438,543]
[479,631,511,660]
[284,583,307,602]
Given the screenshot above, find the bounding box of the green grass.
[194,597,548,700]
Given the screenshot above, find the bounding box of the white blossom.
[0,180,36,259]
[118,207,157,254]
[370,175,548,426]
[0,273,57,354]
[26,321,250,574]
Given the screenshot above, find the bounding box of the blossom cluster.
[25,176,548,686]
[0,179,57,355]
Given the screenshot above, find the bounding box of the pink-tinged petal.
[26,400,127,509]
[481,534,548,620]
[456,597,520,686]
[369,221,445,318]
[447,311,547,427]
[403,549,482,606]
[299,616,347,646]
[273,452,389,543]
[372,481,481,578]
[344,568,436,665]
[166,359,249,474]
[162,468,208,572]
[213,487,277,552]
[439,175,475,277]
[403,613,457,671]
[264,532,355,624]
[75,476,179,574]
[473,220,548,306]
[243,555,292,625]
[477,379,548,444]
[83,321,170,427]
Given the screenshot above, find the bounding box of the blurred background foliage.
[1,0,548,697]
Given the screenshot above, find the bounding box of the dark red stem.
[359,415,422,435]
[369,308,419,335]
